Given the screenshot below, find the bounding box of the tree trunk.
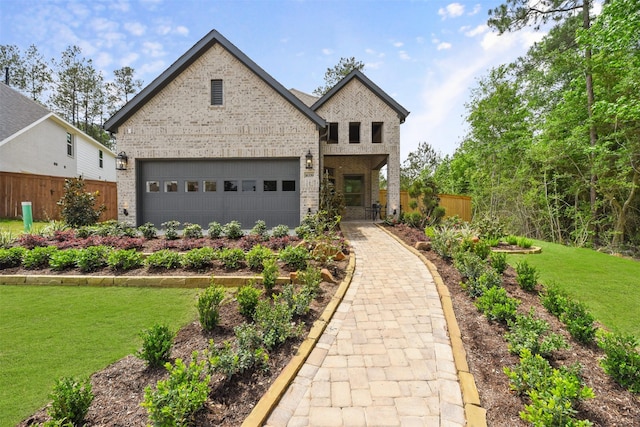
[583,0,598,242]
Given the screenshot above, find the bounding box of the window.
[164,181,178,192]
[204,181,217,192]
[224,180,238,191]
[146,181,160,192]
[98,150,103,168]
[263,180,277,191]
[211,79,223,105]
[327,123,338,144]
[66,133,74,157]
[344,175,364,206]
[372,122,383,143]
[349,122,360,143]
[282,180,296,192]
[185,181,199,192]
[242,180,256,192]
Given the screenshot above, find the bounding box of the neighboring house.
[0,82,116,182]
[104,29,408,228]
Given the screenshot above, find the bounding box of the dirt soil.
[13,227,640,426]
[384,223,640,427]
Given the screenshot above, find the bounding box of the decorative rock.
[290,271,298,283]
[415,241,432,251]
[320,268,336,284]
[334,251,346,261]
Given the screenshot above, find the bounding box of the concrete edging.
[376,224,488,427]
[241,251,357,427]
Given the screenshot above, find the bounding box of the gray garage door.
[138,158,300,228]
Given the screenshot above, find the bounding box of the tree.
[400,142,441,190]
[51,45,85,125]
[20,45,52,102]
[313,57,364,96]
[106,66,143,116]
[57,177,106,227]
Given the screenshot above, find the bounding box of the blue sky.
[0,0,547,160]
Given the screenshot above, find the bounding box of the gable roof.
[0,82,50,141]
[311,70,410,123]
[104,29,325,132]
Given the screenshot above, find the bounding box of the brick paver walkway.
[265,222,465,426]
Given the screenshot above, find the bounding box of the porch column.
[387,150,400,218]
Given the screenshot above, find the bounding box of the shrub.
[47,376,94,427]
[454,251,487,280]
[15,233,48,249]
[207,324,269,378]
[142,353,210,427]
[261,257,279,293]
[475,286,520,323]
[0,246,26,269]
[297,266,322,298]
[490,251,508,274]
[271,224,290,238]
[504,349,554,396]
[597,332,640,393]
[464,268,502,298]
[541,284,570,317]
[486,237,501,247]
[197,284,226,330]
[181,247,216,270]
[145,249,183,269]
[183,223,203,239]
[136,324,174,368]
[517,236,534,248]
[281,283,314,316]
[505,309,569,357]
[506,235,519,245]
[49,248,80,271]
[57,177,106,228]
[138,222,158,239]
[431,226,461,260]
[237,283,262,318]
[107,248,144,271]
[0,230,15,249]
[515,260,539,291]
[161,220,181,240]
[218,247,245,270]
[279,245,309,271]
[246,244,273,270]
[223,220,244,239]
[472,215,505,241]
[76,245,111,272]
[23,246,58,269]
[254,295,300,349]
[560,300,597,344]
[207,221,223,238]
[250,220,268,239]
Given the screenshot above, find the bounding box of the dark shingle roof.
[104,29,325,132]
[0,82,50,141]
[311,70,410,123]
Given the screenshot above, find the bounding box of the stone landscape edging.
[376,224,488,427]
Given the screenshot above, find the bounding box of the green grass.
[507,240,640,338]
[0,218,49,235]
[0,286,199,427]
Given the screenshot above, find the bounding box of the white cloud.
[174,26,189,36]
[437,42,452,51]
[119,52,140,67]
[393,41,404,48]
[109,0,130,13]
[365,48,385,58]
[438,3,465,19]
[322,48,333,55]
[416,36,425,44]
[469,4,482,16]
[138,59,166,76]
[94,52,113,68]
[142,41,165,57]
[156,25,171,35]
[480,29,544,53]
[464,24,488,37]
[399,50,410,60]
[365,61,384,70]
[124,22,146,36]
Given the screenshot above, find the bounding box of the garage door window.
[146,181,160,192]
[204,181,217,192]
[264,180,277,191]
[282,180,296,192]
[224,180,238,192]
[185,181,199,192]
[242,180,256,192]
[165,181,178,192]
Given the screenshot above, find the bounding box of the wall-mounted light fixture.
[305,150,313,169]
[123,202,129,217]
[115,151,128,171]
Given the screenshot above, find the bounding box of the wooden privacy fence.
[0,172,117,221]
[379,190,472,222]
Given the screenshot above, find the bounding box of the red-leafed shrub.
[15,234,48,249]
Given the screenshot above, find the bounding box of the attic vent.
[211,79,223,105]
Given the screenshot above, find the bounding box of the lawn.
[0,286,199,427]
[0,218,48,235]
[507,239,640,338]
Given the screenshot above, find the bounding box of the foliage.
[47,376,93,427]
[236,283,262,319]
[463,268,503,299]
[207,324,269,378]
[57,177,106,228]
[313,56,364,95]
[281,283,314,316]
[295,210,341,241]
[319,175,345,224]
[270,224,290,238]
[453,250,487,281]
[161,220,180,240]
[181,247,216,271]
[182,223,203,239]
[75,245,110,272]
[107,248,144,271]
[145,249,183,270]
[136,324,174,368]
[49,248,80,271]
[279,245,309,271]
[22,246,57,269]
[516,236,533,248]
[207,221,223,239]
[475,286,520,323]
[218,247,245,270]
[597,331,640,393]
[250,220,268,239]
[297,266,322,298]
[246,244,273,270]
[560,300,597,344]
[430,225,462,260]
[505,309,569,357]
[472,215,506,241]
[261,257,279,293]
[142,353,210,427]
[0,246,26,269]
[515,260,539,291]
[197,284,226,331]
[401,141,441,190]
[254,295,300,349]
[406,174,445,228]
[489,251,508,274]
[541,284,570,317]
[223,220,244,239]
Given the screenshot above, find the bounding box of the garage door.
[138,158,300,228]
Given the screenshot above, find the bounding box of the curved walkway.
[265,222,465,427]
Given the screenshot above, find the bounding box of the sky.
[0,0,548,161]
